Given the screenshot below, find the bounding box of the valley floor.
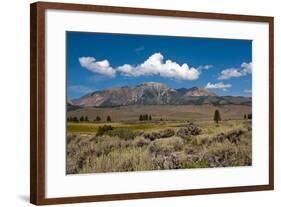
[66,119,252,174]
[67,104,252,122]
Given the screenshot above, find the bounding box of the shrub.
[80,147,154,173]
[149,137,184,155]
[93,136,128,156]
[192,135,210,146]
[212,130,243,144]
[133,136,150,147]
[96,125,114,136]
[176,123,202,138]
[152,152,182,170]
[181,159,209,169]
[144,129,175,140]
[144,132,161,140]
[226,130,243,144]
[160,129,175,138]
[106,128,136,140]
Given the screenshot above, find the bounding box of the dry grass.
[67,104,251,122]
[66,119,252,174]
[67,122,161,133]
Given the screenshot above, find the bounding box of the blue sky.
[67,32,252,99]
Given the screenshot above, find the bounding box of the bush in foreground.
[96,125,114,136]
[66,120,252,174]
[106,128,136,140]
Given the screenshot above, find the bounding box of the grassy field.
[66,104,252,174]
[67,122,160,133]
[67,104,251,122]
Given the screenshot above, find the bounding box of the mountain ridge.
[69,82,251,108]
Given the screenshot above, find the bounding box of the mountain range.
[68,82,251,110]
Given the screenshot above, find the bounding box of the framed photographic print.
[30,2,274,205]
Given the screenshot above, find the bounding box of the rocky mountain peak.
[71,82,220,107]
[139,82,168,89]
[186,87,216,97]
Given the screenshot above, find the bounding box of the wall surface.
[0,0,280,206]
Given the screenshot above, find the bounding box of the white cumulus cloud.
[218,62,252,80]
[78,53,211,80]
[244,89,252,93]
[197,65,213,71]
[205,82,232,90]
[79,57,116,78]
[117,53,200,80]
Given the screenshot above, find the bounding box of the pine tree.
[247,114,252,119]
[107,115,111,122]
[214,110,221,124]
[139,114,143,121]
[149,115,152,121]
[145,114,148,121]
[80,116,84,122]
[73,116,78,122]
[95,116,101,121]
[85,116,89,122]
[244,114,247,119]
